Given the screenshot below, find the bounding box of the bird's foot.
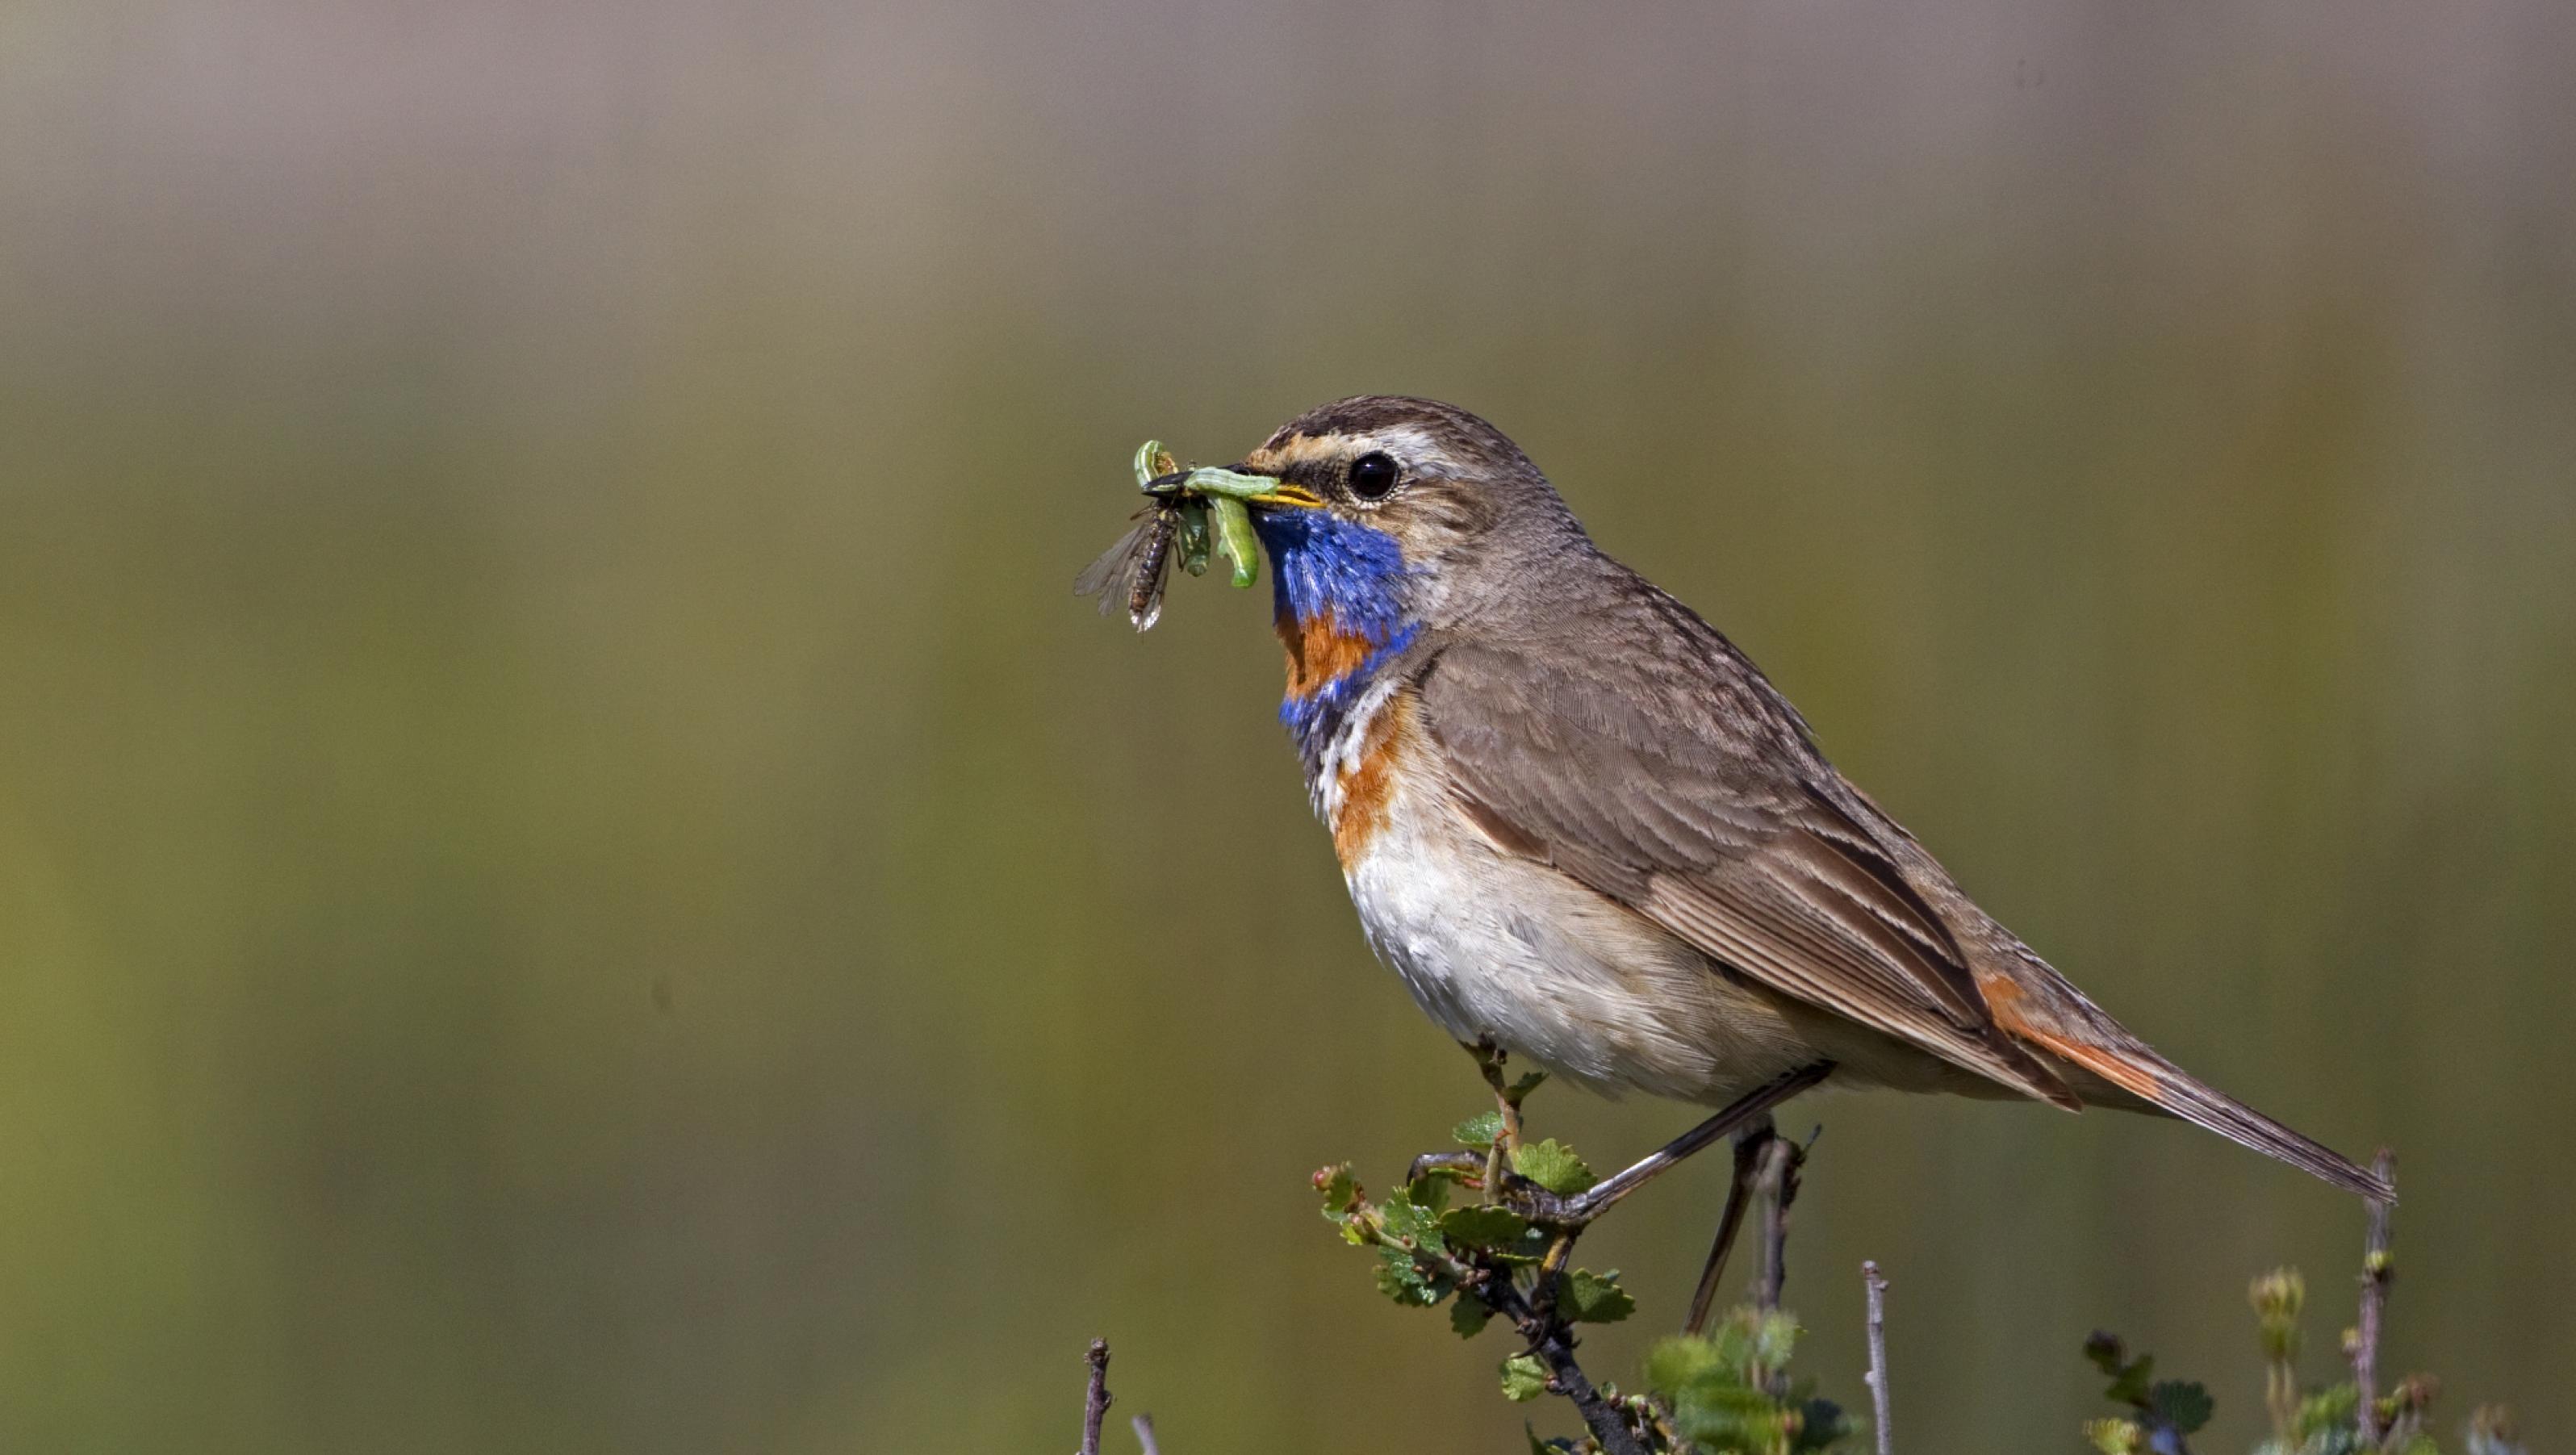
[1403,1149,1487,1185]
[1397,1151,1599,1228]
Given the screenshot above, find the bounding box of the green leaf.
[1407,1173,1453,1217]
[1700,1308,1763,1371]
[2291,1383,2360,1439]
[1453,1110,1507,1148]
[1558,1268,1636,1324]
[1512,1139,1597,1194]
[1500,1353,1549,1403]
[2103,1352,2155,1406]
[1524,1424,1579,1455]
[1315,1164,1358,1220]
[2146,1380,2214,1436]
[1750,1311,1802,1370]
[1440,1206,1533,1250]
[1449,1296,1494,1339]
[1668,1385,1789,1449]
[1643,1336,1724,1398]
[1506,1071,1550,1102]
[1372,1248,1455,1307]
[1378,1187,1445,1248]
[2082,1331,2128,1378]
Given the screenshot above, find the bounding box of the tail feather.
[2012,1026,2393,1202]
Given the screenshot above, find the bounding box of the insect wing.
[1124,508,1178,630]
[1074,512,1158,612]
[1073,508,1180,632]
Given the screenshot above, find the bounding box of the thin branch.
[1131,1414,1161,1455]
[1081,1339,1112,1455]
[2353,1149,2398,1442]
[1861,1261,1893,1455]
[1474,1040,1515,1203]
[1753,1134,1805,1313]
[1484,1277,1652,1455]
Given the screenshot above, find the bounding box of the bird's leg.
[1504,1062,1832,1229]
[1681,1114,1778,1335]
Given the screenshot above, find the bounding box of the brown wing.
[1417,626,2080,1110]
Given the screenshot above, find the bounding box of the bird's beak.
[1145,466,1324,511]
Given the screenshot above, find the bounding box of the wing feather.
[1420,630,2080,1109]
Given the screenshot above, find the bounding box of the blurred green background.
[3,2,2571,1450]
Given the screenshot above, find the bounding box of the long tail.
[2001,1015,2393,1202]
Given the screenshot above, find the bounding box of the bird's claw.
[1405,1149,1487,1185]
[1495,1180,1594,1230]
[1402,1149,1600,1227]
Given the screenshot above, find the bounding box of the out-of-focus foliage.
[1645,1313,1855,1455]
[2084,1267,2524,1455]
[2,2,2572,1452]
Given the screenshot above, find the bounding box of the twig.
[1131,1413,1161,1455]
[1752,1134,1804,1312]
[1081,1339,1112,1455]
[1861,1261,1893,1455]
[1484,1277,1652,1455]
[2354,1149,2398,1442]
[1475,1042,1516,1204]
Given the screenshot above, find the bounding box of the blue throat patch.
[1255,509,1418,749]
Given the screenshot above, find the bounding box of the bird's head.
[1217,395,1587,643]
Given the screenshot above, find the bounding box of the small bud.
[2249,1268,2306,1361]
[2467,1405,2524,1455]
[2082,1417,2146,1455]
[2248,1267,2306,1318]
[2392,1373,2440,1411]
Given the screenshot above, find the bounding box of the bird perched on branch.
[1146,395,2389,1227]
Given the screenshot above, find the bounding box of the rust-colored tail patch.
[2005,1019,2167,1104]
[1982,972,2390,1201]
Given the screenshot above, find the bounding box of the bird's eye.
[1348,452,1399,501]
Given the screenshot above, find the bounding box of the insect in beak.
[1145,461,1319,588]
[1152,465,1324,512]
[1077,440,1319,630]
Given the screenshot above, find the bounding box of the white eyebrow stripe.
[1249,421,1462,476]
[1249,433,1341,470]
[1366,424,1448,464]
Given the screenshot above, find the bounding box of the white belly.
[1342,775,1821,1105]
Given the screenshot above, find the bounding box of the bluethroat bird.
[1116,395,2390,1315]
